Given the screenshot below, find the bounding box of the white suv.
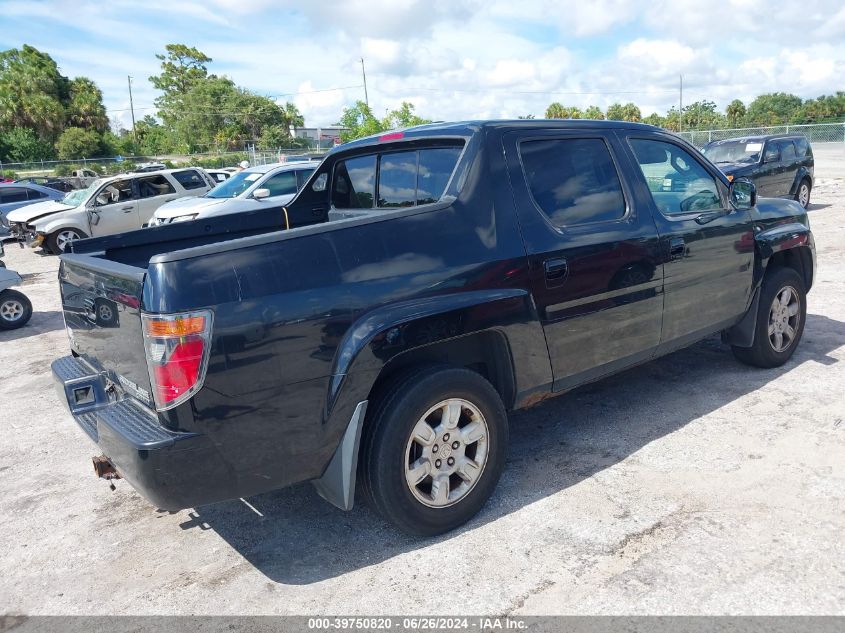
[8,168,213,254]
[149,161,318,226]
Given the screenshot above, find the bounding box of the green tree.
[149,44,212,129]
[385,101,431,128]
[260,124,291,149]
[0,127,54,162]
[0,45,68,140]
[66,77,108,132]
[281,102,304,130]
[620,102,642,122]
[682,100,723,129]
[746,92,803,125]
[725,99,746,127]
[642,112,665,127]
[545,102,567,119]
[584,105,605,120]
[337,101,387,141]
[56,126,102,159]
[606,103,624,120]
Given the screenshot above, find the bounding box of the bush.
[56,127,103,160]
[1,169,18,180]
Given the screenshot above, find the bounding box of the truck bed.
[68,204,294,269]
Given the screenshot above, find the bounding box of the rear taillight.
[141,310,213,411]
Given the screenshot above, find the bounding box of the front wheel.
[0,289,32,330]
[46,228,87,255]
[732,267,806,368]
[360,366,508,536]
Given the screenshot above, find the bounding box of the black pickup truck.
[52,120,815,536]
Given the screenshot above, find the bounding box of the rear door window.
[794,137,810,158]
[0,187,28,203]
[332,155,377,208]
[777,140,797,162]
[519,138,626,226]
[136,175,176,199]
[378,151,418,207]
[416,148,462,204]
[172,169,207,190]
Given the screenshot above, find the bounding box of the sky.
[1,0,844,129]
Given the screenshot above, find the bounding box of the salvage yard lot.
[1,181,844,615]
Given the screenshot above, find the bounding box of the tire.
[0,289,32,330]
[795,178,811,209]
[732,267,806,368]
[46,228,87,255]
[359,365,508,536]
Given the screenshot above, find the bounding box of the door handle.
[312,207,324,217]
[121,206,134,212]
[668,237,686,261]
[543,257,569,287]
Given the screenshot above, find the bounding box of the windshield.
[61,178,106,206]
[702,141,763,165]
[205,171,264,198]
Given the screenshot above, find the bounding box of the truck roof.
[332,119,664,154]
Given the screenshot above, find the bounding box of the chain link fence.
[0,146,329,177]
[677,122,845,148]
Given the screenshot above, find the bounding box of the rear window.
[172,169,207,190]
[332,146,462,210]
[0,188,28,203]
[519,138,626,226]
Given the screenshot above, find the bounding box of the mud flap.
[312,400,368,511]
[724,287,761,348]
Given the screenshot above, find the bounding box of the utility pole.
[127,75,137,144]
[679,74,683,134]
[360,58,369,107]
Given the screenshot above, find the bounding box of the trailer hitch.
[92,455,121,490]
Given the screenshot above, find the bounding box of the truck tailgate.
[58,254,153,406]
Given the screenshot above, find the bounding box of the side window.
[519,138,626,227]
[27,189,47,200]
[794,137,809,158]
[262,171,298,196]
[332,155,376,209]
[629,139,722,215]
[172,169,207,190]
[763,143,780,163]
[0,187,29,203]
[378,151,417,207]
[416,147,461,204]
[95,180,134,206]
[778,140,797,162]
[137,175,176,199]
[296,168,315,190]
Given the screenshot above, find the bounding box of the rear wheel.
[0,289,32,330]
[360,365,508,536]
[47,228,87,255]
[732,267,806,368]
[795,179,811,209]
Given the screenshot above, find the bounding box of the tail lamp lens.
[141,310,213,411]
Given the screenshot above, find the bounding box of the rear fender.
[789,167,813,196]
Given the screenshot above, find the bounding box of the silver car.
[149,161,319,225]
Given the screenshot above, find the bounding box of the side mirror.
[729,178,756,210]
[253,188,270,200]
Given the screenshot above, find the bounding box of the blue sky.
[1,0,843,128]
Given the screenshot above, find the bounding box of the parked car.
[65,168,100,190]
[148,161,318,225]
[7,168,212,254]
[702,135,814,208]
[15,176,75,193]
[52,120,814,536]
[205,169,231,184]
[0,241,32,329]
[0,182,66,236]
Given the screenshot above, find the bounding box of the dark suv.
[702,135,814,208]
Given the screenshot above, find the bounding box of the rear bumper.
[52,355,236,510]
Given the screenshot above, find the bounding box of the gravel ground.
[0,178,843,616]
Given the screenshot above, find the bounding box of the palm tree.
[726,99,746,128]
[584,105,605,120]
[545,102,566,119]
